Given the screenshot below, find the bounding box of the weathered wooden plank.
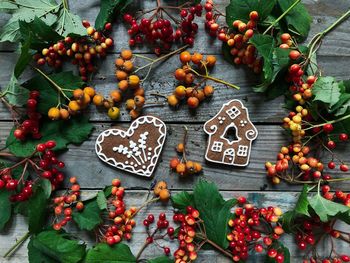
[0,190,348,262]
[1,0,350,56]
[1,52,350,123]
[1,122,349,191]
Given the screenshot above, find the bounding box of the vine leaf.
[96,191,108,210]
[54,7,86,37]
[294,185,310,216]
[85,243,136,263]
[29,230,86,263]
[312,76,341,109]
[6,116,94,157]
[0,190,12,231]
[94,0,133,31]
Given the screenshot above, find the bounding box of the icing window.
[226,106,241,119]
[237,145,248,157]
[211,141,223,152]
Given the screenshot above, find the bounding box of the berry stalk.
[3,232,30,258]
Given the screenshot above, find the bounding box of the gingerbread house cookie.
[203,100,258,167]
[95,116,167,177]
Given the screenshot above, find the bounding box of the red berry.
[339,133,349,141]
[340,164,349,172]
[146,236,153,244]
[167,227,175,236]
[323,124,334,133]
[106,236,115,245]
[147,214,154,223]
[36,143,46,152]
[159,213,166,221]
[341,255,350,262]
[267,249,277,258]
[298,241,307,250]
[289,50,301,60]
[0,179,5,189]
[143,219,150,226]
[27,99,37,109]
[327,140,336,149]
[328,161,336,169]
[163,247,170,255]
[237,196,247,205]
[45,140,56,149]
[6,179,18,191]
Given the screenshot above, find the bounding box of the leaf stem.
[263,0,301,35]
[3,232,31,258]
[304,112,350,130]
[62,0,69,10]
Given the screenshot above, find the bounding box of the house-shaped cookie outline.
[203,99,258,167]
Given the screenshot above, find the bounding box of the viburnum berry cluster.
[173,206,200,262]
[167,51,217,109]
[123,1,202,54]
[52,176,84,231]
[153,180,171,203]
[228,197,286,262]
[170,126,202,177]
[13,90,42,141]
[34,20,113,81]
[0,140,64,202]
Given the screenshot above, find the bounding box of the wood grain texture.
[1,122,349,191]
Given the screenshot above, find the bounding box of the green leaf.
[277,0,311,40]
[38,179,52,199]
[31,230,86,263]
[95,0,133,30]
[249,34,275,92]
[193,180,236,249]
[312,76,341,108]
[171,191,194,214]
[147,256,173,263]
[295,185,310,216]
[226,0,277,26]
[0,190,12,231]
[28,185,50,233]
[308,193,350,222]
[85,243,136,263]
[281,211,296,233]
[0,0,58,43]
[28,237,59,263]
[6,116,93,157]
[3,74,29,107]
[72,198,102,231]
[96,191,107,210]
[23,71,84,114]
[14,33,34,78]
[54,8,86,37]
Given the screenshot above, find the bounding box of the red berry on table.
[340,164,349,172]
[339,133,349,141]
[237,196,247,205]
[328,161,336,169]
[147,214,154,223]
[159,212,166,221]
[327,140,336,149]
[323,123,334,133]
[163,247,170,255]
[143,219,150,226]
[146,236,153,244]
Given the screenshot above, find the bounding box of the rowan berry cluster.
[48,86,96,120]
[153,181,170,203]
[173,206,200,262]
[169,127,202,177]
[123,2,202,54]
[52,176,84,231]
[103,179,137,245]
[34,20,113,81]
[13,90,42,141]
[0,140,64,203]
[203,0,227,39]
[228,198,285,262]
[168,51,216,109]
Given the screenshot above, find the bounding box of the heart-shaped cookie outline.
[95,116,166,177]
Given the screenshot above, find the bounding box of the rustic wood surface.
[1,0,350,262]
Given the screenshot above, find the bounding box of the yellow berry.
[174,85,186,99]
[125,99,136,110]
[108,107,120,120]
[84,86,95,97]
[73,88,84,99]
[167,94,179,107]
[128,75,140,88]
[68,100,80,112]
[48,107,60,120]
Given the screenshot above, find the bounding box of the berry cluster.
[123,2,202,54]
[142,212,174,256]
[34,21,113,81]
[153,181,170,203]
[48,86,96,120]
[103,179,137,245]
[14,90,42,141]
[168,51,216,109]
[52,176,84,231]
[169,127,202,177]
[0,140,64,203]
[173,206,200,262]
[228,198,285,262]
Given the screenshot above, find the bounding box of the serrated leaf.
[278,0,311,40]
[85,243,136,263]
[95,0,133,30]
[96,191,107,210]
[6,116,93,157]
[226,0,277,26]
[22,71,84,114]
[308,193,350,222]
[28,237,59,263]
[31,230,86,263]
[28,185,50,233]
[147,256,173,263]
[295,185,310,216]
[312,76,341,108]
[3,74,29,107]
[54,8,86,37]
[0,190,12,231]
[72,198,102,231]
[14,33,34,78]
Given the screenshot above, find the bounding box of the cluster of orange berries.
[34,20,113,81]
[104,179,137,245]
[48,86,96,120]
[170,139,202,177]
[168,51,216,109]
[173,206,200,263]
[225,12,262,73]
[113,49,145,119]
[153,181,171,203]
[227,197,285,262]
[53,176,84,231]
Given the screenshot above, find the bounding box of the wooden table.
[1,0,350,262]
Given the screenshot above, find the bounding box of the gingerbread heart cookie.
[95,116,167,177]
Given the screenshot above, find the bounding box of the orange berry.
[280,33,291,43]
[121,50,133,60]
[93,94,104,106]
[191,52,203,64]
[134,95,145,108]
[195,89,205,102]
[174,85,186,99]
[187,96,199,109]
[203,85,214,97]
[249,11,259,21]
[206,55,216,67]
[232,20,241,28]
[73,88,84,99]
[123,60,133,72]
[115,70,128,80]
[176,143,184,153]
[84,86,95,97]
[115,58,125,67]
[185,73,194,85]
[48,107,60,120]
[76,202,84,211]
[176,163,186,175]
[125,99,136,110]
[59,108,70,120]
[170,158,180,169]
[118,80,129,91]
[154,181,167,196]
[179,51,191,64]
[193,162,202,173]
[110,90,122,102]
[133,87,145,96]
[129,109,140,119]
[185,161,195,173]
[175,68,186,81]
[167,95,179,107]
[159,189,170,202]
